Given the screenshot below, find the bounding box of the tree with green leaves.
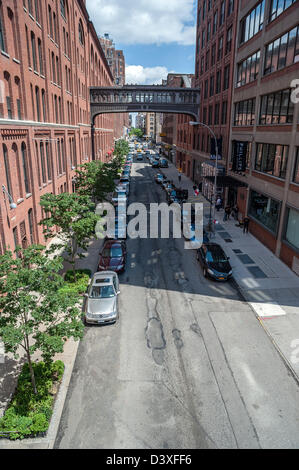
[39,193,100,278]
[0,245,84,394]
[129,128,144,139]
[113,139,129,158]
[75,160,116,202]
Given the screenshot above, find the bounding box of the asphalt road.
[55,158,299,449]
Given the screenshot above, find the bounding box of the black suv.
[196,243,232,281]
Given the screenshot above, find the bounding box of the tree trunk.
[25,336,37,395]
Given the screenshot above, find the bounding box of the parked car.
[116,184,129,196]
[159,158,169,168]
[184,224,210,248]
[84,271,120,325]
[196,243,232,281]
[98,240,127,273]
[152,160,160,168]
[137,154,143,161]
[155,173,164,184]
[111,191,127,205]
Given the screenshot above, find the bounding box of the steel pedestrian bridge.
[90,85,200,123]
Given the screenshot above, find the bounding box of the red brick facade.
[0,0,126,253]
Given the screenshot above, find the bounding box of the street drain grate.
[238,254,255,264]
[247,266,267,278]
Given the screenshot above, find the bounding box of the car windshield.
[206,248,227,263]
[102,246,122,258]
[90,285,115,299]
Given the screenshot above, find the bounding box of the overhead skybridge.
[90,85,200,160]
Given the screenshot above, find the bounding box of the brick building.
[0,0,124,253]
[99,33,129,140]
[193,0,239,196]
[228,0,299,273]
[161,73,193,168]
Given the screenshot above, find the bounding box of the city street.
[55,158,299,450]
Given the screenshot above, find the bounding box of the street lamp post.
[2,185,17,210]
[189,121,219,235]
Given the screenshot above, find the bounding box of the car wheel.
[203,268,208,278]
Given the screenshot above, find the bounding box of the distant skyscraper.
[99,33,126,86]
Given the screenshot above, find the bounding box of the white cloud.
[86,0,196,46]
[125,65,174,85]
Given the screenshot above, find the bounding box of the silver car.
[84,272,120,325]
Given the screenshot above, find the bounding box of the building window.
[284,207,299,250]
[202,0,206,20]
[223,65,230,89]
[207,21,211,42]
[231,141,252,170]
[35,86,40,122]
[293,147,299,184]
[202,29,205,48]
[16,99,21,120]
[13,227,19,250]
[249,190,280,233]
[46,142,52,180]
[221,101,227,124]
[259,88,294,124]
[6,96,12,119]
[218,36,223,60]
[226,27,232,54]
[42,89,46,121]
[219,1,225,26]
[227,0,234,16]
[21,142,30,194]
[240,1,265,45]
[269,0,297,22]
[255,143,289,179]
[34,0,40,23]
[234,99,256,125]
[31,32,37,71]
[213,11,218,34]
[208,106,213,125]
[216,70,221,93]
[3,144,12,196]
[205,50,209,71]
[60,0,66,19]
[28,209,34,244]
[214,103,220,124]
[204,79,208,99]
[53,12,57,43]
[210,75,214,96]
[79,21,84,45]
[0,7,6,52]
[264,25,299,76]
[211,44,216,65]
[38,39,43,75]
[40,142,47,184]
[48,5,53,38]
[236,50,260,87]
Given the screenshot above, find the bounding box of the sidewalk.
[161,162,299,381]
[0,235,104,449]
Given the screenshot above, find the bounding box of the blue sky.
[87,0,197,84]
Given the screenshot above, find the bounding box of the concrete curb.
[230,276,299,386]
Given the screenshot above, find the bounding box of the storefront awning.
[205,175,248,188]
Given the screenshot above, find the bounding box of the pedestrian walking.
[233,204,239,221]
[216,197,222,212]
[178,174,182,184]
[223,205,231,221]
[243,216,250,234]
